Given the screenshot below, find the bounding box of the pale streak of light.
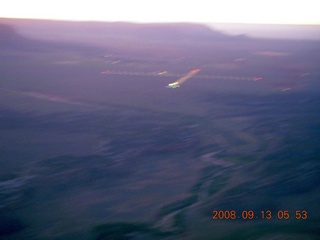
[176,69,200,85]
[166,69,200,88]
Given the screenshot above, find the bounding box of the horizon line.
[1,17,320,26]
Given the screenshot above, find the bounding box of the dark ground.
[0,19,319,240]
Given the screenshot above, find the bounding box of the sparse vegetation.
[158,195,198,218]
[92,222,171,240]
[172,211,187,234]
[207,174,229,196]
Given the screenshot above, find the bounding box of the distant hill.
[0,19,248,61]
[0,24,39,51]
[102,22,231,41]
[0,21,101,54]
[1,18,317,64]
[0,19,239,45]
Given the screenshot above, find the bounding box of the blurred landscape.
[0,18,319,239]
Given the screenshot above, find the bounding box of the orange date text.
[212,210,308,220]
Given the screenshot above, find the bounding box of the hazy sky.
[0,0,319,25]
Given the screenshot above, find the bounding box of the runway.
[100,70,262,81]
